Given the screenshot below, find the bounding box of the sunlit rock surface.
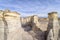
[0,10,4,40]
[0,10,60,40]
[0,10,33,40]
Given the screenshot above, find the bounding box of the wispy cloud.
[0,0,60,17]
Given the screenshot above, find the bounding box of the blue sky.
[0,0,60,17]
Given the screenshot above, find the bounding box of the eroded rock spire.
[47,12,60,40]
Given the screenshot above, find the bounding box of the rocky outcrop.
[0,10,4,40]
[0,10,34,40]
[0,10,60,40]
[21,15,46,40]
[47,12,60,40]
[0,10,23,40]
[31,15,45,40]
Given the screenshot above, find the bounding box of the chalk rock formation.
[1,9,60,40]
[0,10,4,40]
[21,16,32,26]
[47,29,54,40]
[0,10,33,40]
[21,15,46,40]
[47,12,60,40]
[31,15,45,40]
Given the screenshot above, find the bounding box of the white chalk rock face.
[47,29,54,40]
[0,10,33,40]
[47,12,60,40]
[3,12,23,40]
[4,12,21,32]
[0,11,4,40]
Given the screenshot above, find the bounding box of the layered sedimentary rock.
[4,10,23,40]
[0,10,23,40]
[0,10,34,40]
[21,16,48,31]
[31,15,40,30]
[47,12,60,40]
[39,18,48,31]
[0,9,60,40]
[31,15,45,40]
[21,16,32,26]
[0,10,5,40]
[22,15,46,40]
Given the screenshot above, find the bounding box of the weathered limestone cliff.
[0,10,60,40]
[0,10,23,40]
[0,10,34,40]
[0,10,4,40]
[21,15,46,40]
[47,12,60,40]
[21,12,60,40]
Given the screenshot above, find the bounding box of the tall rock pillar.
[31,15,45,40]
[4,11,23,40]
[31,15,40,31]
[47,12,60,40]
[0,10,5,40]
[0,10,34,40]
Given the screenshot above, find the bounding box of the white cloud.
[21,13,48,17]
[0,4,22,9]
[0,0,60,17]
[55,0,60,2]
